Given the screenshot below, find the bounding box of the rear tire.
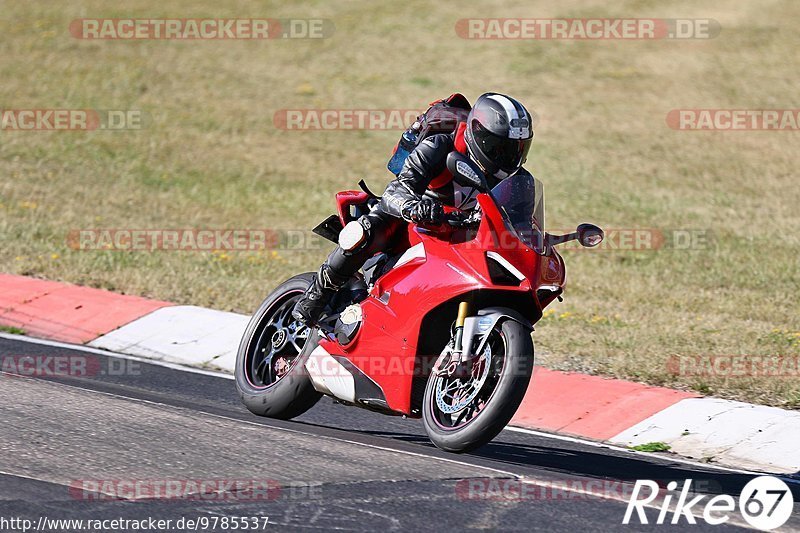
[235,273,322,420]
[422,319,533,453]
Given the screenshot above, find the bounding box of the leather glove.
[401,198,444,225]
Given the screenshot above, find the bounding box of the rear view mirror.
[545,223,604,249]
[577,223,604,247]
[446,152,488,191]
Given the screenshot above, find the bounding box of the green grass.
[0,325,26,335]
[630,442,672,453]
[0,0,798,407]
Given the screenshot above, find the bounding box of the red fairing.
[453,121,468,155]
[318,192,549,415]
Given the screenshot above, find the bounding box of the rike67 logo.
[624,476,794,530]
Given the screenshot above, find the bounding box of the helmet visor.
[472,121,532,173]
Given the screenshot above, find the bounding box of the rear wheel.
[235,273,322,419]
[422,319,533,453]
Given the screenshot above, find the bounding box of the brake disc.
[434,348,491,414]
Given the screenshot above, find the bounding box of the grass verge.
[1,0,798,407]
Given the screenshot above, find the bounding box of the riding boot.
[292,210,402,326]
[292,263,349,326]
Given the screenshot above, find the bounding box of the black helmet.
[464,93,534,180]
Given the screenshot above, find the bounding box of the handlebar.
[445,210,482,227]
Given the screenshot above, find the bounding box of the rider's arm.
[380,134,452,221]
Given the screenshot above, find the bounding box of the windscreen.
[490,174,545,254]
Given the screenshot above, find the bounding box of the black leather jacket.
[379,132,531,220]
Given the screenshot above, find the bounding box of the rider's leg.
[292,210,401,325]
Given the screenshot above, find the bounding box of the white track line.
[2,373,768,529]
[3,333,793,528]
[3,332,796,487]
[504,426,792,480]
[0,332,234,380]
[2,375,740,522]
[12,374,522,480]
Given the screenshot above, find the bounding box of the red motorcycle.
[235,152,603,452]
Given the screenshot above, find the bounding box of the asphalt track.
[1,335,798,532]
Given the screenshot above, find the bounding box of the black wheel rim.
[244,291,311,389]
[429,331,507,431]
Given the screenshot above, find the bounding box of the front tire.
[422,319,533,453]
[235,273,322,419]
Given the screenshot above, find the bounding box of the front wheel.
[422,319,533,453]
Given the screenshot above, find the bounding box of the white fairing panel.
[486,251,526,281]
[393,242,426,268]
[304,345,356,403]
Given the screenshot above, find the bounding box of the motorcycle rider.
[292,92,535,326]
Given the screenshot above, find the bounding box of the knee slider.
[338,219,369,252]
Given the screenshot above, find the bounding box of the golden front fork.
[453,301,469,353]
